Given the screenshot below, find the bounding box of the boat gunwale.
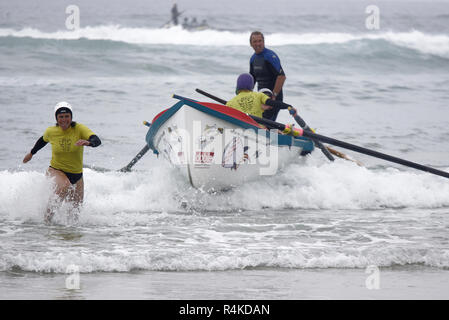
[145,98,315,154]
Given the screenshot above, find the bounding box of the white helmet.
[54,101,73,119]
[54,101,72,113]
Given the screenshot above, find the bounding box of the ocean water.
[1,0,449,300]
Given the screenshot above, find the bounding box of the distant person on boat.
[22,102,101,224]
[182,17,189,28]
[180,17,208,30]
[171,3,181,25]
[226,73,293,118]
[249,31,286,121]
[191,17,198,28]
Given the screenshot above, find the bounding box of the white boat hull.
[146,98,314,190]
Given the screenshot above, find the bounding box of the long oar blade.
[195,88,447,179]
[288,107,361,165]
[119,144,151,172]
[119,121,152,172]
[302,130,449,179]
[326,146,364,166]
[243,114,449,179]
[196,88,227,105]
[287,108,335,161]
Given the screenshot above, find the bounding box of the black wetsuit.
[250,47,286,121]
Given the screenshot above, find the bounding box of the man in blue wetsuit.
[249,31,287,121]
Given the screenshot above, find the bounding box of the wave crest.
[1,26,448,58]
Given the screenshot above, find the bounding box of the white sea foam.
[1,26,448,57]
[0,170,52,220]
[1,244,448,273]
[1,159,448,273]
[1,159,448,222]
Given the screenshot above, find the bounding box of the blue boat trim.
[145,100,185,154]
[145,98,314,153]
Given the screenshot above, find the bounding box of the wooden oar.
[249,115,449,180]
[196,88,227,104]
[86,121,152,173]
[195,88,336,161]
[119,121,152,172]
[119,144,150,172]
[287,106,363,166]
[326,146,363,166]
[193,89,448,179]
[84,143,150,173]
[285,107,335,161]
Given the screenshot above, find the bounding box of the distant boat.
[161,8,210,31]
[162,20,210,31]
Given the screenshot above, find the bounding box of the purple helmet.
[236,73,254,91]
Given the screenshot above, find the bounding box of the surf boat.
[161,21,210,31]
[145,95,314,190]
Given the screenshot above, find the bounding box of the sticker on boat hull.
[222,137,249,170]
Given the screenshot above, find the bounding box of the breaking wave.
[1,26,448,58]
